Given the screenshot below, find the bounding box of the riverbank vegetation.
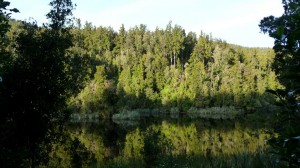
[1,0,299,167]
[67,20,280,119]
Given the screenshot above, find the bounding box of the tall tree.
[260,1,300,167]
[0,0,83,167]
[260,0,300,88]
[171,24,185,67]
[0,0,18,77]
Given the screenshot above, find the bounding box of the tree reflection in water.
[42,116,276,168]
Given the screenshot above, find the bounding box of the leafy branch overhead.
[46,0,75,29]
[0,0,84,167]
[260,0,300,88]
[260,0,300,167]
[0,0,18,39]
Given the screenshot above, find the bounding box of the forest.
[0,0,299,167]
[66,21,280,118]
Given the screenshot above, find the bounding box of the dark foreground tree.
[0,0,18,77]
[0,0,84,167]
[260,0,300,167]
[260,0,300,89]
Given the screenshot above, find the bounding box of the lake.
[45,113,276,168]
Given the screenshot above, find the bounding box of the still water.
[46,115,276,168]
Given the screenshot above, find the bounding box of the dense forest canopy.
[66,20,280,116]
[2,0,300,167]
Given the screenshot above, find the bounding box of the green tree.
[0,0,18,77]
[260,0,300,167]
[171,24,185,67]
[260,0,300,88]
[190,32,214,66]
[181,31,197,67]
[0,0,18,39]
[0,0,84,167]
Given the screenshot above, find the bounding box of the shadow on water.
[45,111,277,168]
[54,65,280,166]
[1,80,277,167]
[0,88,277,167]
[64,86,278,168]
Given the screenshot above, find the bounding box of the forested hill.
[8,20,280,115]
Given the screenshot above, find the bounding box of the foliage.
[46,0,74,30]
[260,0,300,167]
[0,0,18,40]
[265,89,300,167]
[0,0,87,167]
[69,22,280,116]
[0,0,287,167]
[0,0,18,78]
[259,0,300,88]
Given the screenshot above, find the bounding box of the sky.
[8,0,284,48]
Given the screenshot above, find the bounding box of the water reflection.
[46,117,276,167]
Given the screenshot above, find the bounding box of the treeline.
[61,20,281,115]
[4,20,280,116]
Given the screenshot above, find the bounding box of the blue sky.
[9,0,283,47]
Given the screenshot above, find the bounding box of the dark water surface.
[46,115,276,168]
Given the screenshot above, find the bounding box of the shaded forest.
[64,21,280,117]
[1,0,299,167]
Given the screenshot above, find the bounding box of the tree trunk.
[174,54,176,66]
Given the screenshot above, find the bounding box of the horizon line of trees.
[60,20,282,116]
[1,0,295,167]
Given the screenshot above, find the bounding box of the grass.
[112,106,243,121]
[187,106,242,119]
[101,151,276,168]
